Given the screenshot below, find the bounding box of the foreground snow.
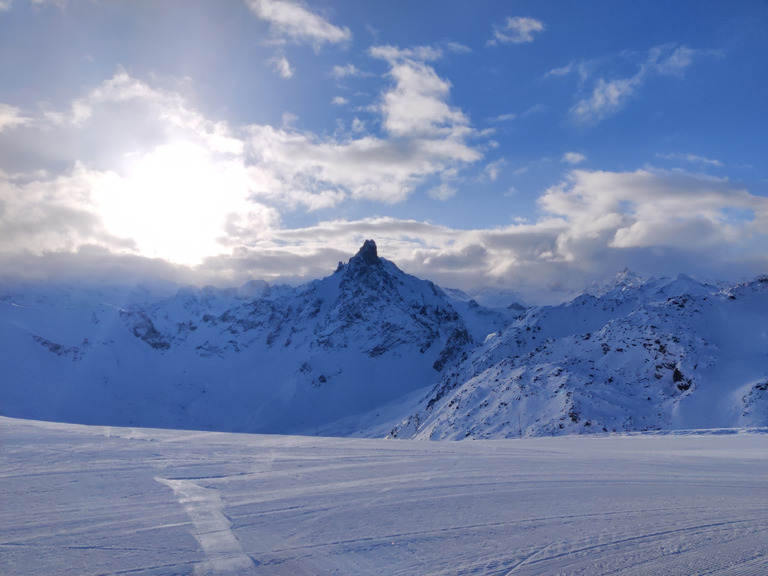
[2,417,767,575]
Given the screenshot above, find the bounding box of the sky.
[0,0,766,302]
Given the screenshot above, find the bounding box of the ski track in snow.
[2,417,768,575]
[154,478,255,575]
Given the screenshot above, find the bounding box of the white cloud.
[369,45,473,141]
[569,44,702,125]
[270,54,294,78]
[0,55,493,282]
[648,44,696,77]
[0,71,275,265]
[570,76,643,125]
[351,117,366,133]
[330,64,369,79]
[0,163,129,255]
[215,169,767,300]
[562,152,587,165]
[0,103,29,132]
[485,158,506,181]
[94,57,478,218]
[445,41,472,54]
[281,111,299,128]
[34,52,479,219]
[331,96,348,105]
[538,169,767,259]
[656,152,723,167]
[370,44,443,63]
[544,62,573,78]
[4,165,767,301]
[2,69,245,176]
[243,122,477,207]
[489,16,544,45]
[225,169,765,299]
[511,157,552,177]
[6,57,763,302]
[245,0,350,48]
[488,113,516,123]
[521,103,546,117]
[428,183,457,201]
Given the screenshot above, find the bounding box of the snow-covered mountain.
[2,244,766,438]
[0,240,514,434]
[389,274,768,439]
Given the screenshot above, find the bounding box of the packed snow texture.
[1,417,767,576]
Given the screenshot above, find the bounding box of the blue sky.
[0,0,766,302]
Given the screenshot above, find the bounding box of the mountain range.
[1,240,766,438]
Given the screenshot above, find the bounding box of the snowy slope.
[2,416,767,576]
[390,275,768,439]
[0,240,513,434]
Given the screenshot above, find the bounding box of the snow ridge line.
[155,477,255,575]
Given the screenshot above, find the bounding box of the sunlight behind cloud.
[96,142,254,265]
[0,2,765,297]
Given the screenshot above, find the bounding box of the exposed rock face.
[356,239,380,266]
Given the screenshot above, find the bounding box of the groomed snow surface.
[2,417,767,575]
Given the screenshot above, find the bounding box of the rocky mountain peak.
[354,239,380,266]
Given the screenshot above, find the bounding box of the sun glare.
[96,143,249,265]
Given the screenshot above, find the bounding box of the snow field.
[2,417,767,575]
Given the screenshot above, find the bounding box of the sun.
[95,142,251,266]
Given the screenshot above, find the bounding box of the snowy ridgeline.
[391,273,768,439]
[2,417,768,576]
[1,239,767,438]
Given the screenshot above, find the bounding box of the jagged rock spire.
[334,239,381,274]
[355,239,380,266]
